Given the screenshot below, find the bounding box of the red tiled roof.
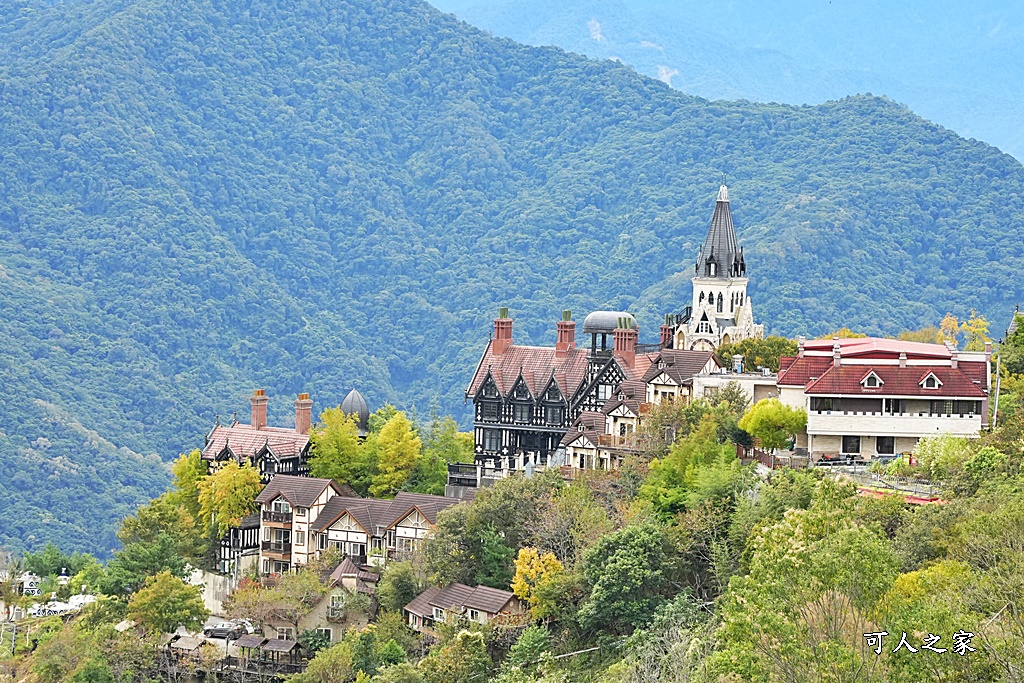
[804,365,987,398]
[202,423,309,462]
[466,341,589,400]
[777,355,835,387]
[801,337,952,359]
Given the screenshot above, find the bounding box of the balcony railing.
[596,434,641,449]
[327,606,347,623]
[262,510,293,523]
[261,540,292,554]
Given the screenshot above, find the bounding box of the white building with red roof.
[777,336,992,461]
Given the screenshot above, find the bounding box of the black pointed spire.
[695,185,744,278]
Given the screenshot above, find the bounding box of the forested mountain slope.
[431,0,1024,161]
[0,0,1022,555]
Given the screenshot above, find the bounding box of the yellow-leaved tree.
[369,411,421,498]
[198,461,263,537]
[511,547,564,618]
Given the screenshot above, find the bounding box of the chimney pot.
[555,313,576,359]
[493,308,513,356]
[294,393,314,435]
[250,390,269,430]
[613,326,638,368]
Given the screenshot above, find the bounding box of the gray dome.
[582,311,638,334]
[341,389,370,436]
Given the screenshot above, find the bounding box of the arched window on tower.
[717,293,723,312]
[699,291,705,304]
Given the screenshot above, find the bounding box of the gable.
[330,511,364,533]
[395,508,430,529]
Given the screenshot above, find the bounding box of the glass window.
[295,531,304,546]
[545,406,563,425]
[597,385,611,401]
[842,435,861,454]
[276,627,293,640]
[514,403,531,422]
[315,627,332,642]
[272,499,291,513]
[295,507,306,517]
[884,399,906,414]
[483,429,501,451]
[810,397,834,412]
[876,436,895,455]
[481,402,500,421]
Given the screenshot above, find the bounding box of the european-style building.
[670,185,764,352]
[255,475,345,574]
[777,337,991,460]
[404,582,526,634]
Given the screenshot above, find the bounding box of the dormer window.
[617,392,625,401]
[920,373,943,390]
[658,360,665,369]
[578,423,585,432]
[861,372,883,389]
[514,384,529,400]
[482,379,498,398]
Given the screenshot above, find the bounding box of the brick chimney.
[832,337,841,368]
[493,307,513,356]
[555,310,576,359]
[797,336,806,358]
[250,389,268,430]
[660,314,674,348]
[294,392,313,435]
[613,319,638,368]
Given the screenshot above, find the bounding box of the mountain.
[0,0,1022,555]
[430,0,1024,162]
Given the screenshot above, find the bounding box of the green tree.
[505,625,550,670]
[407,414,473,495]
[198,460,263,537]
[738,398,807,451]
[101,532,188,595]
[420,630,492,683]
[370,412,422,498]
[310,408,374,496]
[127,571,210,634]
[709,481,899,683]
[376,561,426,615]
[716,336,799,372]
[373,663,424,683]
[577,523,679,634]
[168,449,206,520]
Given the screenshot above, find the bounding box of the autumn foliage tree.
[198,461,263,537]
[738,398,808,452]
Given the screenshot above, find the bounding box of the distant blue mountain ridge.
[431,0,1024,163]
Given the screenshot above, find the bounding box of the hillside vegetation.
[0,0,1022,554]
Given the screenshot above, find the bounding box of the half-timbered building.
[201,390,315,483]
[463,309,660,478]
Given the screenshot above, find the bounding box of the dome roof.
[582,311,638,334]
[341,389,370,436]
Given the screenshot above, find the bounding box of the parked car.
[232,619,256,634]
[203,622,244,640]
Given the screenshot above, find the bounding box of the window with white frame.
[315,627,332,642]
[276,627,294,640]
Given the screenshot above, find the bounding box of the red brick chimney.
[493,307,513,356]
[659,323,674,349]
[294,392,313,435]
[250,389,268,430]
[613,323,638,368]
[555,310,576,359]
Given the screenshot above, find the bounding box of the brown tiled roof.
[641,349,717,384]
[466,341,589,399]
[418,582,516,615]
[202,423,309,463]
[329,557,360,583]
[804,365,987,398]
[311,491,462,534]
[404,585,441,618]
[311,497,393,534]
[254,475,337,508]
[560,411,606,447]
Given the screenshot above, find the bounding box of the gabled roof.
[405,582,516,617]
[466,341,590,400]
[560,411,606,447]
[804,365,986,398]
[202,423,309,463]
[404,586,441,618]
[776,355,837,387]
[254,475,338,508]
[602,379,646,417]
[311,491,462,534]
[642,349,718,384]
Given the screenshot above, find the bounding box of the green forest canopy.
[0,0,1022,554]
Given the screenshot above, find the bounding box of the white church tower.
[674,185,763,351]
